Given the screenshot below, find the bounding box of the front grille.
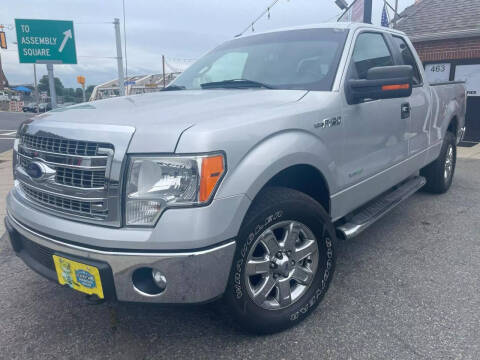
[18,156,106,189]
[22,134,113,157]
[20,182,108,219]
[56,167,105,188]
[15,133,119,225]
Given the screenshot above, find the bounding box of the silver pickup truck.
[4,23,466,333]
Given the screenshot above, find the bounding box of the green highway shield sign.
[15,19,77,64]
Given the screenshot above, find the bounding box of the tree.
[62,87,75,102]
[75,88,83,99]
[38,75,64,97]
[85,85,96,101]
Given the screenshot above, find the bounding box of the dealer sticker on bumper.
[53,255,104,299]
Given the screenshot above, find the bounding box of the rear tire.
[421,131,457,194]
[224,187,336,334]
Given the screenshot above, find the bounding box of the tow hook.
[85,294,105,305]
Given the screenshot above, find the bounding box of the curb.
[458,143,480,160]
[0,150,13,162]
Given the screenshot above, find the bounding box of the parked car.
[22,103,37,113]
[37,102,52,112]
[5,23,466,333]
[22,102,51,113]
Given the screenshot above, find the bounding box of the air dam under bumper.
[5,214,236,304]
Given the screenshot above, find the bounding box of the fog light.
[132,267,167,296]
[152,269,167,290]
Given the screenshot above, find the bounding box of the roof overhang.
[409,28,480,42]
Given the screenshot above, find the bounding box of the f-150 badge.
[314,116,342,129]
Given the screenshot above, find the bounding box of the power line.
[235,0,282,37]
[75,22,113,25]
[78,55,118,59]
[323,11,344,23]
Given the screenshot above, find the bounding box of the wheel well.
[262,164,330,213]
[448,116,458,136]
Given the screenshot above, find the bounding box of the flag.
[381,4,389,27]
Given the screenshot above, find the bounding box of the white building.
[89,59,194,101]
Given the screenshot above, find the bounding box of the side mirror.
[346,65,413,104]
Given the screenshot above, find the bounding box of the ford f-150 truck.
[4,23,466,333]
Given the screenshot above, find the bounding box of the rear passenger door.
[391,35,431,156]
[340,31,409,190]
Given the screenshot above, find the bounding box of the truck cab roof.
[238,22,407,39]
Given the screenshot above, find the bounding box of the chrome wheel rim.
[444,145,454,181]
[244,221,319,310]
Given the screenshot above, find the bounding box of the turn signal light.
[199,155,225,202]
[382,84,410,91]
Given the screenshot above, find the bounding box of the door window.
[392,36,422,85]
[351,32,394,79]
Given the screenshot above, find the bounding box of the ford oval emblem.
[25,161,56,181]
[26,162,43,179]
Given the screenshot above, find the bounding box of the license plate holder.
[53,255,104,299]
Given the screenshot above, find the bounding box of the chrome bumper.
[5,213,236,304]
[458,126,466,144]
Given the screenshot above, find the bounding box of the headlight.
[125,153,225,226]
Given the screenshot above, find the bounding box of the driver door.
[337,31,409,213]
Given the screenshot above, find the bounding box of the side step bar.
[336,176,426,240]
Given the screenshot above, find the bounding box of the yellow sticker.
[53,255,104,299]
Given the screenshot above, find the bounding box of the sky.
[1,0,414,88]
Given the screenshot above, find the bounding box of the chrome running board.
[336,176,426,240]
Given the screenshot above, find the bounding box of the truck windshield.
[171,28,349,91]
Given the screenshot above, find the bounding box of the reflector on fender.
[382,84,410,91]
[199,155,225,202]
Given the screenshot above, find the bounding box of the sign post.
[15,19,77,108]
[46,63,57,108]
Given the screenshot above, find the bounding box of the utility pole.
[46,63,57,108]
[393,0,399,25]
[114,18,125,96]
[162,55,166,88]
[33,64,39,111]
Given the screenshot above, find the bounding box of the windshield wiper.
[200,79,274,89]
[162,85,186,91]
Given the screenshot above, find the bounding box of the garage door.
[455,64,480,144]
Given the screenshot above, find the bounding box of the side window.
[392,36,422,85]
[351,32,394,79]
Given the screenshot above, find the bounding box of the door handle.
[401,103,411,119]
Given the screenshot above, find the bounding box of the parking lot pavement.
[1,156,479,360]
[0,112,31,153]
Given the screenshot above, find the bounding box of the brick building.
[395,0,480,144]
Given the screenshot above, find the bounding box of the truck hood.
[33,89,307,152]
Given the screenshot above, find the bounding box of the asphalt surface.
[1,159,479,360]
[0,112,31,153]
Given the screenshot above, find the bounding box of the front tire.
[421,131,457,194]
[225,187,336,334]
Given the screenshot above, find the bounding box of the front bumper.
[5,214,236,304]
[458,126,466,144]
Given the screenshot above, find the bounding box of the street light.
[335,0,349,10]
